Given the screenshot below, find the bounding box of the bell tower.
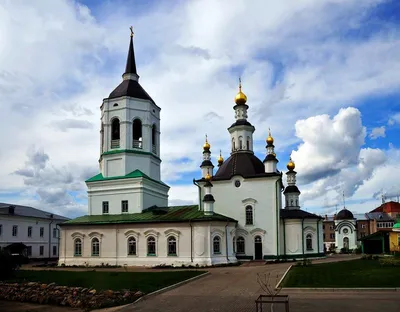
[100,27,161,180]
[86,28,169,215]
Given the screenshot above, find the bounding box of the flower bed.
[0,281,143,310]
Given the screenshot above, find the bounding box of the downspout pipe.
[302,218,305,256]
[225,222,229,263]
[275,177,282,259]
[193,179,202,211]
[48,215,54,260]
[317,219,320,255]
[283,218,286,258]
[190,220,193,263]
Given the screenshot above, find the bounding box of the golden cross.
[239,77,242,90]
[130,26,134,37]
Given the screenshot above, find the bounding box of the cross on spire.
[130,26,134,38]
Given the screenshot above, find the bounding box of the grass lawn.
[8,270,205,293]
[282,259,400,288]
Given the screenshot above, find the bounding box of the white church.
[58,30,325,267]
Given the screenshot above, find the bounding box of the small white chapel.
[58,29,325,267]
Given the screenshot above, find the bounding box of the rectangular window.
[323,234,326,240]
[102,201,109,214]
[330,225,334,230]
[121,200,128,213]
[27,246,32,257]
[28,226,32,237]
[360,232,366,238]
[245,206,253,225]
[40,227,44,237]
[53,228,57,238]
[398,234,400,246]
[0,224,2,236]
[12,225,18,237]
[361,224,366,229]
[330,233,335,239]
[52,245,57,256]
[322,225,325,230]
[39,246,44,256]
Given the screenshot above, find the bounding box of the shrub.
[379,257,400,266]
[354,247,362,254]
[295,259,312,267]
[0,250,20,280]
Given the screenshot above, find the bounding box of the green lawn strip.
[282,259,400,288]
[8,270,206,293]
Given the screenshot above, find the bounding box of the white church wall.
[211,175,280,258]
[59,221,237,267]
[284,220,302,255]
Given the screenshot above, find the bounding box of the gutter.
[193,179,202,211]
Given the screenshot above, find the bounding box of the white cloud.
[369,126,386,139]
[291,107,386,207]
[1,0,399,216]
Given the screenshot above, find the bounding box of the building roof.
[86,169,169,188]
[0,203,69,221]
[358,230,391,241]
[61,205,237,226]
[335,208,354,220]
[280,209,323,220]
[366,212,394,221]
[371,201,400,214]
[283,185,300,194]
[212,152,279,181]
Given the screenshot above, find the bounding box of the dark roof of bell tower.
[107,32,154,103]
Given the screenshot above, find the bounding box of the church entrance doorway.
[254,236,263,260]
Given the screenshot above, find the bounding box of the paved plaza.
[2,255,400,312]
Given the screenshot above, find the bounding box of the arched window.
[236,236,245,254]
[167,236,177,256]
[91,238,100,256]
[306,234,313,251]
[132,119,142,148]
[286,200,289,207]
[290,199,294,206]
[343,237,349,250]
[239,136,243,149]
[128,237,136,256]
[111,118,120,148]
[245,206,253,225]
[232,138,236,151]
[247,136,250,150]
[295,199,298,206]
[151,125,157,154]
[147,236,156,256]
[233,237,236,253]
[213,236,221,254]
[74,238,82,256]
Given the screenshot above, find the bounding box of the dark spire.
[124,26,137,75]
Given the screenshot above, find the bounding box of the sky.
[0,0,400,218]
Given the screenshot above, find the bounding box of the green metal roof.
[393,220,400,229]
[61,205,237,226]
[85,169,169,187]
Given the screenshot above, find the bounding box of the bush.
[295,259,312,267]
[379,257,400,266]
[0,250,20,280]
[353,247,362,254]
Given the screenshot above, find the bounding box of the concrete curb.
[282,287,399,292]
[275,265,292,289]
[133,271,210,303]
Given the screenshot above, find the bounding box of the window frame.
[102,201,109,214]
[28,226,32,237]
[91,237,100,257]
[306,234,313,251]
[39,246,44,256]
[167,236,177,256]
[147,236,156,256]
[127,236,137,256]
[74,238,82,257]
[52,245,57,256]
[213,236,221,255]
[12,225,18,237]
[245,205,254,225]
[236,236,245,254]
[40,227,44,238]
[121,200,129,213]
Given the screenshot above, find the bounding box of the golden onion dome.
[235,78,247,105]
[218,150,224,165]
[266,128,274,144]
[203,135,210,151]
[205,172,212,181]
[287,157,295,171]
